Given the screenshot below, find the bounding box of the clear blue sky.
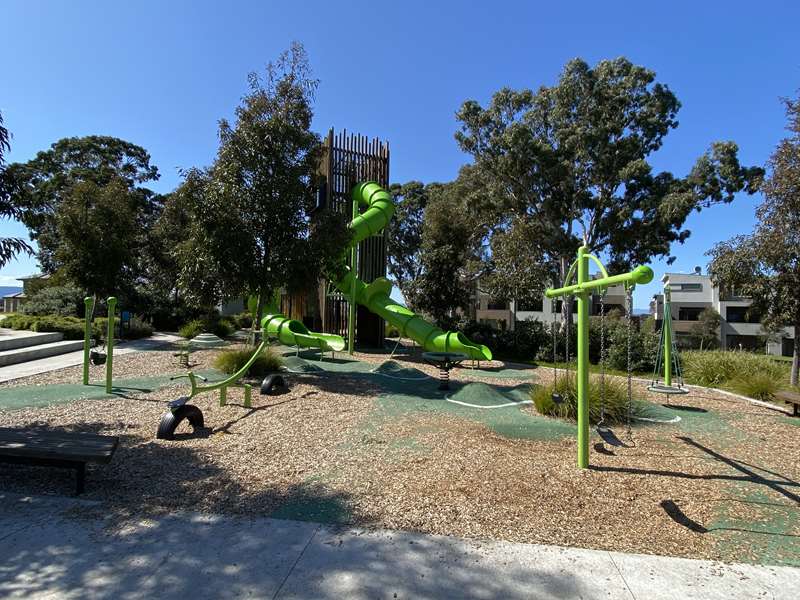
[1,0,798,308]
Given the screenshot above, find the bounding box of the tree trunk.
[255,289,265,346]
[792,315,799,387]
[560,255,573,334]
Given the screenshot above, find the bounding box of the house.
[649,270,795,356]
[2,273,51,313]
[474,278,629,330]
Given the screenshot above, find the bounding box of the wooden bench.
[775,390,800,417]
[0,428,118,494]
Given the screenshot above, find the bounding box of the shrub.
[732,373,778,401]
[179,319,205,339]
[233,312,253,329]
[20,286,85,317]
[213,347,284,377]
[462,318,546,361]
[210,318,235,338]
[30,316,85,339]
[683,350,787,389]
[126,315,153,339]
[531,373,635,424]
[179,316,235,339]
[3,314,35,330]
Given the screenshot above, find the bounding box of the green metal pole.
[106,297,116,394]
[83,296,93,385]
[663,284,672,387]
[348,194,358,355]
[576,246,590,469]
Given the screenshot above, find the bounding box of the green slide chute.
[332,181,492,361]
[261,313,345,352]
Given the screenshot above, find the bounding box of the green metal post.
[220,386,227,406]
[576,246,590,469]
[244,384,252,408]
[105,297,116,393]
[348,194,358,355]
[83,296,93,385]
[663,284,672,387]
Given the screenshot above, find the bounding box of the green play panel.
[0,369,226,411]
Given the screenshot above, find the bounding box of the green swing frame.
[545,245,653,469]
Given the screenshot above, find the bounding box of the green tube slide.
[332,182,492,361]
[261,313,345,352]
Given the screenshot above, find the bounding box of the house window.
[672,282,703,292]
[726,306,760,324]
[726,335,761,352]
[678,307,704,321]
[487,299,508,310]
[517,298,543,312]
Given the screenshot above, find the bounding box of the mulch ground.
[1,343,797,566]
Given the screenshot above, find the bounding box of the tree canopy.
[386,181,429,309]
[455,57,764,277]
[0,111,33,268]
[7,135,159,272]
[707,94,800,384]
[180,42,349,324]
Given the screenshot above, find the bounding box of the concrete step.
[0,339,85,367]
[0,330,65,351]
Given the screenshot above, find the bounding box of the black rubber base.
[260,374,287,395]
[157,404,205,440]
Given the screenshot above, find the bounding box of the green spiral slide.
[331,181,492,361]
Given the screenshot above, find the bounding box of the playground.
[0,178,798,573]
[0,337,797,568]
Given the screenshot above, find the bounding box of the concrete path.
[0,332,182,383]
[0,493,796,600]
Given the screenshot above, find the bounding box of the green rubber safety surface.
[374,381,575,442]
[711,486,800,567]
[370,360,429,380]
[459,364,538,380]
[0,369,225,411]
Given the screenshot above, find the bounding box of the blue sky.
[1,0,798,308]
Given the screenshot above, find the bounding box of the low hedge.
[2,314,152,341]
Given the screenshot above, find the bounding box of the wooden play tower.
[280,128,390,349]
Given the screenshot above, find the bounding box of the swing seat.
[90,351,107,366]
[596,425,629,448]
[647,383,689,395]
[551,392,565,404]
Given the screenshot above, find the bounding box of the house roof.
[19,273,50,281]
[3,291,26,299]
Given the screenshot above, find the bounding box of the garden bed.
[0,344,797,567]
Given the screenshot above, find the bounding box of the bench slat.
[0,428,118,464]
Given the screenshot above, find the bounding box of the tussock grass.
[213,347,283,377]
[683,350,788,400]
[531,372,635,424]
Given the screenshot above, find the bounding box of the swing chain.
[599,292,606,426]
[551,319,558,385]
[625,286,634,440]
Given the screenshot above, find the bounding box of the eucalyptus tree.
[456,57,763,322]
[708,94,800,385]
[0,111,33,268]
